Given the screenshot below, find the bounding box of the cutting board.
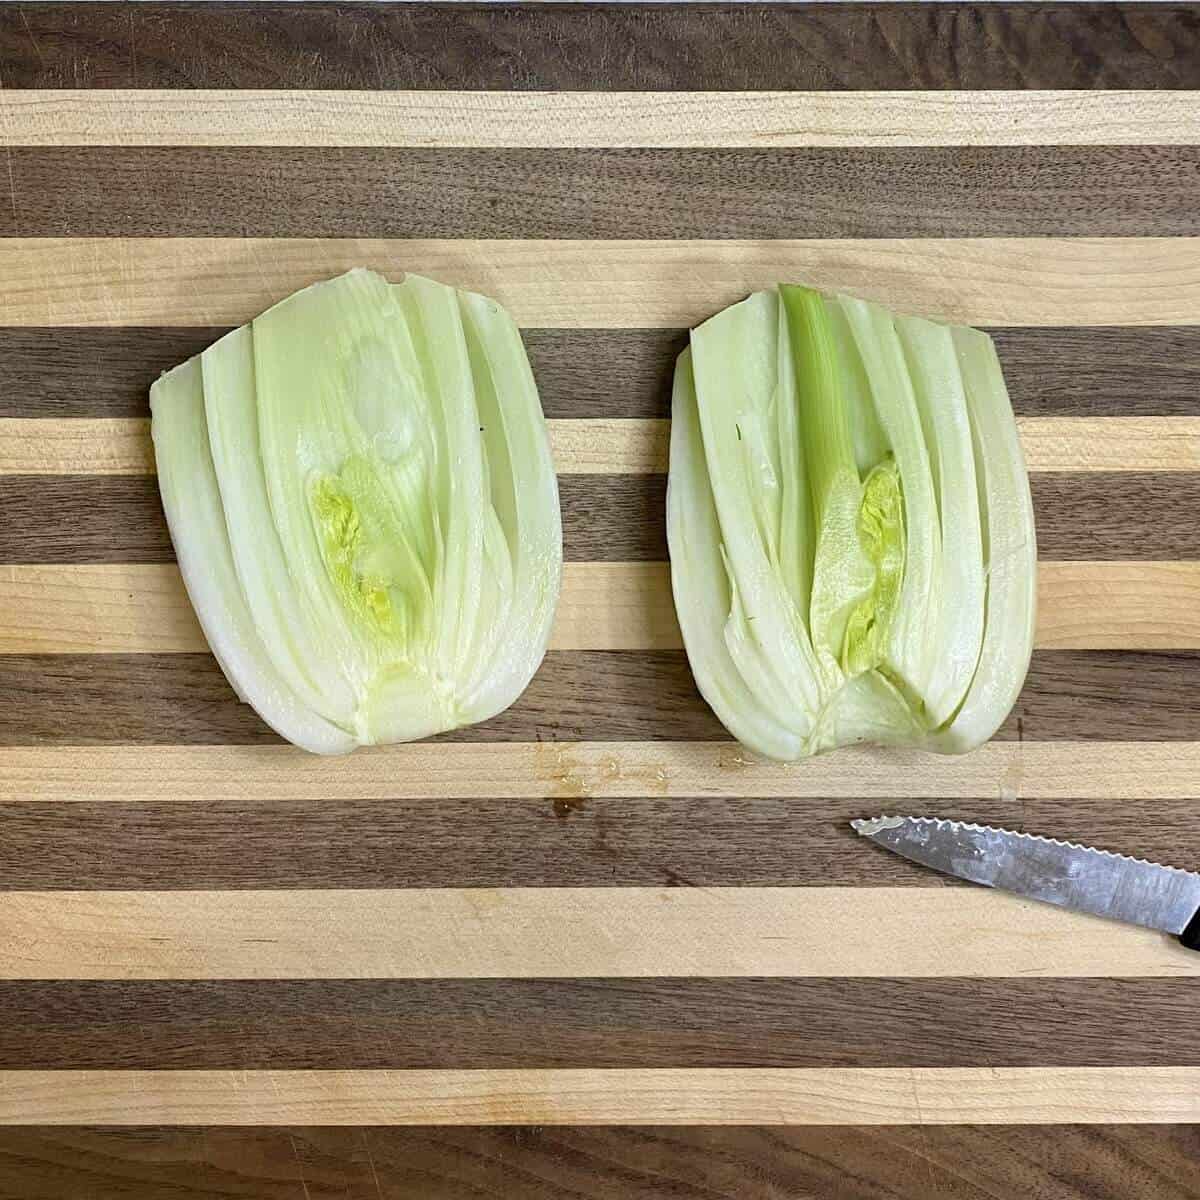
[0,3,1198,1197]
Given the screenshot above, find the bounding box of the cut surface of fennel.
[667,284,1036,761]
[150,268,561,754]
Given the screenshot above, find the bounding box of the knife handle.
[1181,907,1200,952]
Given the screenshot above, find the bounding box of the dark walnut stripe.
[9,146,1200,240]
[0,651,725,747]
[1,472,1196,563]
[0,327,232,420]
[0,1125,1195,1200]
[0,650,1196,750]
[1,791,1197,890]
[0,978,1195,1069]
[0,327,689,421]
[0,475,662,563]
[4,3,1198,90]
[2,326,1198,421]
[988,327,1200,419]
[2,651,620,744]
[1031,472,1200,560]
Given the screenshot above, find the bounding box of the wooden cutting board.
[0,4,1198,1197]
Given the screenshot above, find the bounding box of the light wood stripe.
[1016,418,1200,473]
[4,417,1196,476]
[0,564,206,655]
[0,418,156,476]
[4,90,1199,149]
[549,419,670,475]
[0,1067,1194,1126]
[0,741,1195,804]
[1,561,1196,656]
[0,888,1195,980]
[0,562,681,654]
[3,239,1199,329]
[1034,562,1200,650]
[0,418,669,478]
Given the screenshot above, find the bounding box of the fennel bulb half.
[667,285,1036,761]
[151,268,562,754]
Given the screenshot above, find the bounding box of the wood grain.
[0,562,686,654]
[4,4,1198,91]
[0,419,157,476]
[8,92,1200,151]
[0,475,670,563]
[0,1124,1194,1200]
[0,326,233,420]
[990,326,1200,418]
[3,471,1197,562]
[13,883,1187,980]
[0,1067,1195,1125]
[0,794,1197,891]
[550,420,669,476]
[1035,561,1200,650]
[0,651,725,747]
[1030,473,1200,559]
[1017,418,1200,472]
[2,562,1197,655]
[2,649,1196,748]
[0,325,688,420]
[6,326,1200,421]
[5,238,1200,328]
[0,740,1197,804]
[55,137,1200,240]
[7,416,1197,476]
[1,978,1196,1069]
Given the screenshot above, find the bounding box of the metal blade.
[851,815,1200,936]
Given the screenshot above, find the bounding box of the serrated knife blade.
[851,816,1200,951]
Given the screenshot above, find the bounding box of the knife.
[851,815,1200,951]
